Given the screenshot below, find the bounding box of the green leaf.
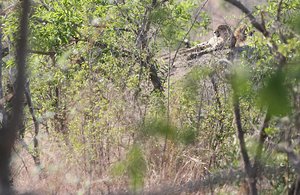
[258,70,291,116]
[288,13,300,34]
[264,127,278,136]
[143,118,177,140]
[178,128,197,145]
[110,144,147,190]
[126,145,147,190]
[231,65,252,97]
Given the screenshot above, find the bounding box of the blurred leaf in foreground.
[142,118,177,140]
[230,65,252,97]
[111,144,146,191]
[288,13,300,34]
[258,70,291,116]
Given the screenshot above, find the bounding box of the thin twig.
[29,50,56,56]
[25,81,41,167]
[12,146,29,177]
[252,112,270,175]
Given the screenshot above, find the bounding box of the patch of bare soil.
[158,47,248,83]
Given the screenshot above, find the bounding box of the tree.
[0,0,30,194]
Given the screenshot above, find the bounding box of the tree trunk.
[0,0,30,193]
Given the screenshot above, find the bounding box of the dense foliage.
[0,0,300,194]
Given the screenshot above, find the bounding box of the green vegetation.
[0,0,300,194]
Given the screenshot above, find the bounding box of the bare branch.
[224,0,269,37]
[25,81,40,167]
[276,0,284,21]
[2,48,56,57]
[0,3,18,16]
[232,89,258,195]
[29,49,56,56]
